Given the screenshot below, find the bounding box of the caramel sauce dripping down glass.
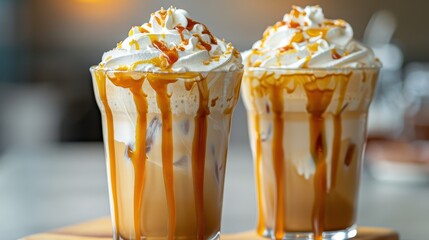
[91,67,243,240]
[241,67,380,240]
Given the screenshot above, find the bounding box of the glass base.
[261,225,357,240]
[117,231,220,240]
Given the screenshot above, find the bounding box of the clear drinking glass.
[241,67,380,240]
[91,68,243,240]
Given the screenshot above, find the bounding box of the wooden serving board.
[21,218,399,240]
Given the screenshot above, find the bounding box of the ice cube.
[211,144,216,159]
[146,117,161,153]
[124,142,134,162]
[261,124,272,142]
[214,159,223,184]
[174,155,189,169]
[180,119,190,135]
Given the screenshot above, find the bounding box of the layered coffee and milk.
[92,7,242,240]
[242,6,380,240]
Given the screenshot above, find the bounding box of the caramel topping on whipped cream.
[99,7,242,72]
[243,5,380,69]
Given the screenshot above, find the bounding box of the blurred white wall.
[0,86,61,147]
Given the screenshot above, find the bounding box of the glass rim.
[244,66,381,72]
[89,66,244,74]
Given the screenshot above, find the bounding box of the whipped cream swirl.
[99,7,242,72]
[243,6,380,68]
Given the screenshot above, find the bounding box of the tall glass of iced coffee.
[91,7,243,240]
[242,6,381,240]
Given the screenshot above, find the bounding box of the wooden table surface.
[21,218,399,240]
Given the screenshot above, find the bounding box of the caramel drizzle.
[158,8,168,28]
[148,76,177,240]
[249,80,265,235]
[152,40,179,66]
[306,28,328,38]
[193,34,212,52]
[330,112,341,191]
[291,6,302,18]
[254,73,287,239]
[278,32,305,53]
[304,77,335,240]
[94,71,120,236]
[332,49,342,60]
[271,80,286,240]
[191,78,210,239]
[139,26,149,34]
[153,8,168,28]
[175,25,189,45]
[154,16,162,26]
[186,17,217,44]
[129,39,140,50]
[108,73,148,240]
[175,20,215,53]
[254,112,265,235]
[331,74,351,189]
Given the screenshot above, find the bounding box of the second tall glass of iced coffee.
[92,7,243,240]
[242,6,381,240]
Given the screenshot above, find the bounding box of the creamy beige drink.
[242,6,380,240]
[91,7,242,240]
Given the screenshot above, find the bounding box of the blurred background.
[1,0,429,146]
[1,0,429,239]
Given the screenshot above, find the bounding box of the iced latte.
[242,6,381,240]
[91,7,243,240]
